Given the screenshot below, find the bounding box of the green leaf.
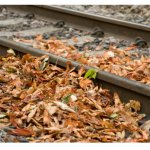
[110,113,119,119]
[84,69,97,79]
[62,94,72,104]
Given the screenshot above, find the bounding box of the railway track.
[0,38,150,116]
[0,5,150,142]
[0,5,150,113]
[4,5,150,42]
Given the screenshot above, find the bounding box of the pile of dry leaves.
[14,36,150,85]
[0,51,149,142]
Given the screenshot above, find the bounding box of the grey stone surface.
[60,5,150,26]
[0,18,27,27]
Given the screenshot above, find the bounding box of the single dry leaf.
[27,107,37,122]
[79,78,92,89]
[103,51,115,58]
[141,120,150,132]
[10,128,34,137]
[54,101,75,113]
[126,100,141,112]
[43,109,50,125]
[116,131,125,139]
[50,65,63,72]
[78,67,85,77]
[45,104,57,115]
[114,92,121,106]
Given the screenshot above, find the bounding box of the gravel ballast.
[60,5,150,26]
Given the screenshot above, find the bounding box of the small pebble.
[54,20,65,28]
[25,13,35,19]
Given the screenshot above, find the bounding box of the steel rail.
[6,5,150,44]
[42,6,150,31]
[0,37,150,116]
